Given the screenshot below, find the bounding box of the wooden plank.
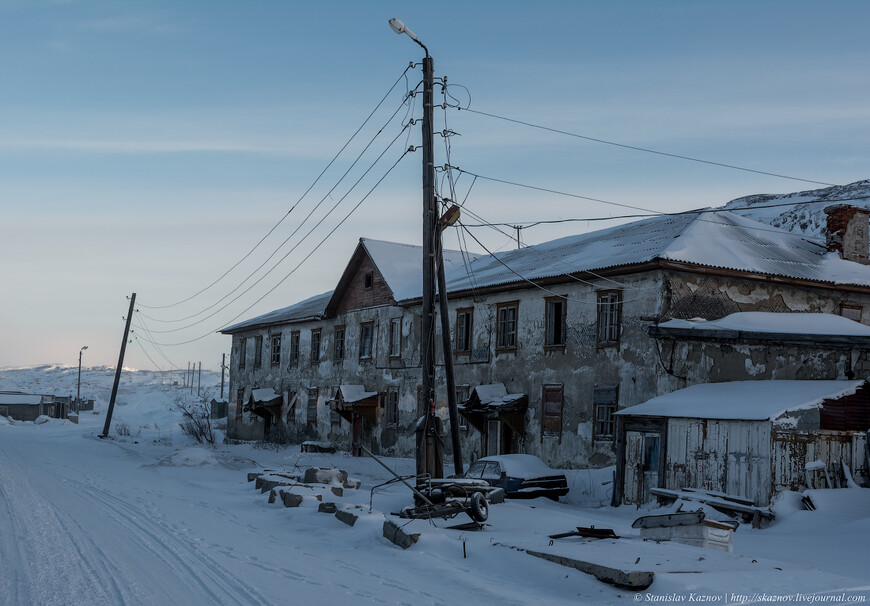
[524,549,654,590]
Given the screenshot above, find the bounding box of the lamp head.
[81,345,88,351]
[388,18,418,41]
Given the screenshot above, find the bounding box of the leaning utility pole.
[220,353,226,399]
[101,293,135,438]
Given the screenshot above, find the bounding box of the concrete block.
[335,510,358,527]
[330,486,343,497]
[304,467,349,487]
[280,491,304,508]
[247,472,262,482]
[268,489,277,504]
[318,502,338,514]
[383,520,420,549]
[524,550,654,590]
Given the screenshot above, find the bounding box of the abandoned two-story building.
[221,204,870,475]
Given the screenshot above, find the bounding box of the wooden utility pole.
[220,353,226,399]
[417,52,443,479]
[197,361,201,397]
[101,293,135,438]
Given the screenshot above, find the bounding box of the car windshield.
[481,462,501,479]
[466,461,486,478]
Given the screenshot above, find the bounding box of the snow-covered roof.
[220,291,333,333]
[362,238,479,302]
[338,385,378,403]
[444,211,870,293]
[656,312,870,337]
[0,393,43,405]
[615,380,865,421]
[251,388,281,403]
[472,383,526,407]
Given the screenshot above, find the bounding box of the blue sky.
[1,1,868,372]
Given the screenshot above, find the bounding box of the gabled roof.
[443,211,870,293]
[614,380,865,421]
[220,290,332,334]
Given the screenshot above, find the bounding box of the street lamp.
[77,345,88,405]
[388,18,463,476]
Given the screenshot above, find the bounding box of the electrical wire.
[452,106,836,187]
[138,63,413,311]
[140,96,414,325]
[139,146,413,347]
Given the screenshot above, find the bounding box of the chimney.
[824,204,870,264]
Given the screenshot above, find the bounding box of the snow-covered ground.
[1,365,868,605]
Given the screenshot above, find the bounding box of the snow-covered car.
[461,454,569,501]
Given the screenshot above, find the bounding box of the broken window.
[545,297,567,347]
[359,322,374,359]
[310,329,321,363]
[270,333,281,366]
[840,304,862,322]
[364,272,373,290]
[333,326,345,360]
[389,317,401,358]
[455,308,473,353]
[597,291,621,345]
[496,301,519,350]
[542,385,563,438]
[594,385,618,440]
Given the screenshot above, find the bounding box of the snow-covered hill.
[722,179,870,239]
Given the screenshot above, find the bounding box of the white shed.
[613,381,870,507]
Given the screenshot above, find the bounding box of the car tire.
[469,492,488,522]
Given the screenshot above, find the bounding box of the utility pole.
[197,361,201,397]
[101,293,135,438]
[220,353,226,399]
[389,18,443,479]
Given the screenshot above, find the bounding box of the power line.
[142,123,412,336]
[138,63,414,311]
[140,95,414,325]
[139,146,413,347]
[453,106,836,187]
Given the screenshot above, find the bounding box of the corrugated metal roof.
[219,290,333,333]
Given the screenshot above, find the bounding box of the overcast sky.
[1,0,868,373]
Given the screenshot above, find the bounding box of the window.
[310,329,321,363]
[597,291,621,345]
[542,385,563,438]
[307,388,318,425]
[545,297,567,347]
[455,308,473,353]
[364,272,373,290]
[253,336,263,368]
[594,385,618,440]
[389,318,401,358]
[455,385,470,429]
[841,304,862,322]
[496,302,519,350]
[270,334,281,366]
[238,338,247,370]
[359,322,374,359]
[386,387,399,427]
[236,388,245,418]
[289,331,300,366]
[334,326,345,360]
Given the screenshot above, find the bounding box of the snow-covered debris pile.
[160,447,221,466]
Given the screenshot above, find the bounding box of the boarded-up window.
[594,385,618,440]
[542,385,563,438]
[307,388,318,425]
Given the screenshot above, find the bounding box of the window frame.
[270,333,282,367]
[359,322,374,360]
[238,337,247,370]
[253,335,263,368]
[306,387,318,425]
[386,387,399,427]
[364,272,374,290]
[236,388,245,418]
[541,384,563,439]
[310,329,321,363]
[455,385,470,430]
[388,317,402,358]
[289,331,300,367]
[840,304,862,323]
[455,308,473,354]
[544,296,567,349]
[593,385,618,441]
[495,301,519,352]
[596,290,622,347]
[333,326,345,361]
